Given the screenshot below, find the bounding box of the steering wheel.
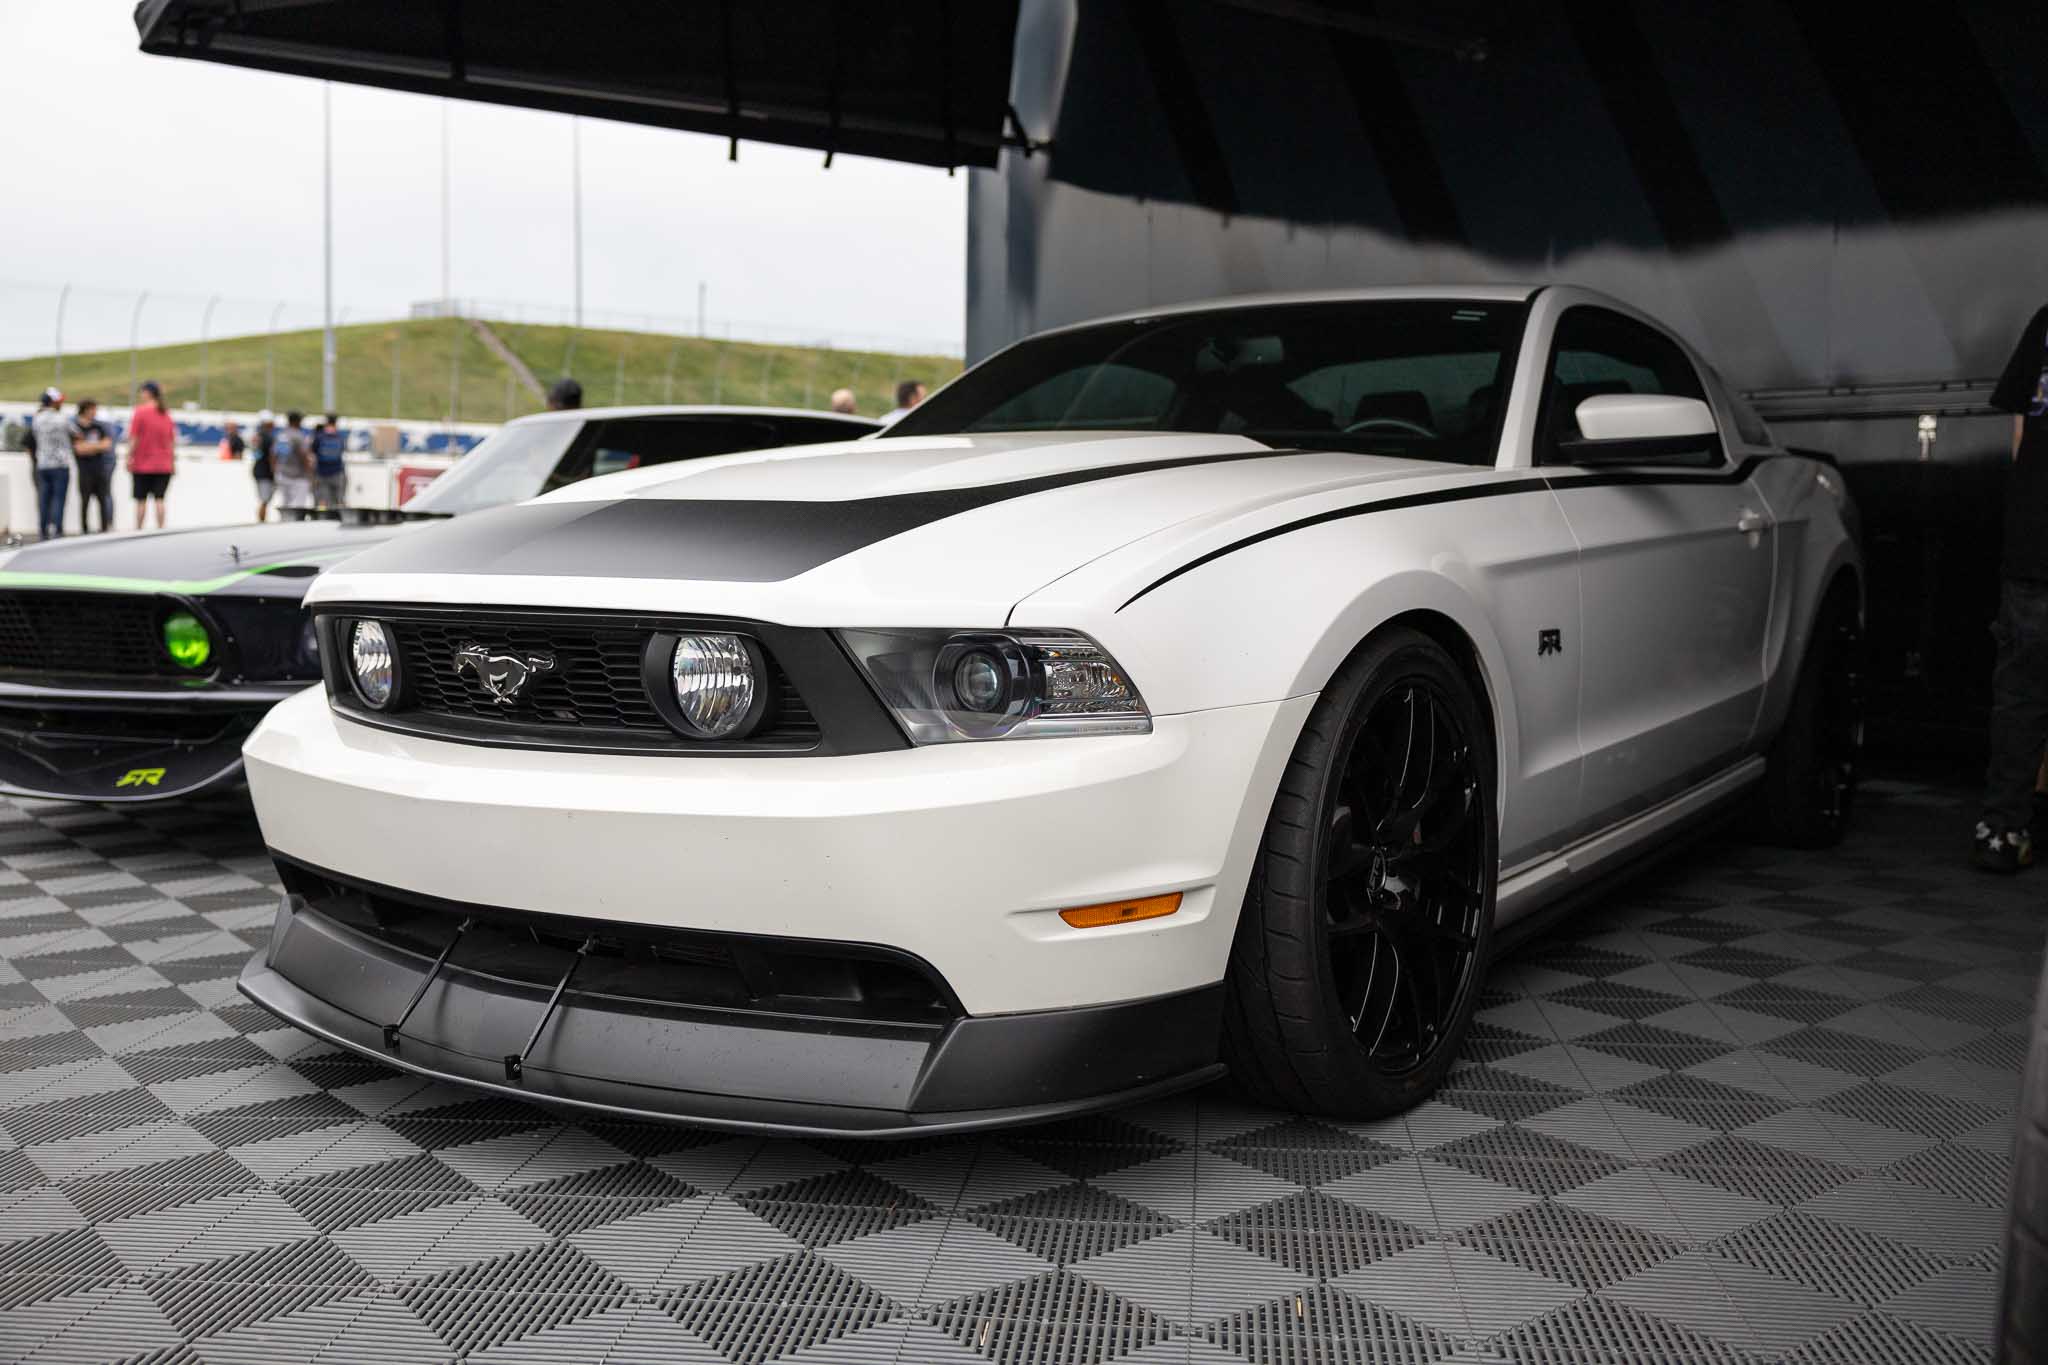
[1343,416,1437,438]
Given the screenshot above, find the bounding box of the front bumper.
[244,686,1311,1015]
[0,678,304,802]
[240,889,1226,1136]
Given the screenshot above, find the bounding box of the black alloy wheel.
[1223,627,1497,1118]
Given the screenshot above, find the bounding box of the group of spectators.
[239,410,348,522]
[26,382,175,538]
[829,378,927,423]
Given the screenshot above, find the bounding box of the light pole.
[440,101,452,310]
[571,118,584,332]
[53,283,70,385]
[321,81,336,412]
[265,301,285,411]
[198,294,221,409]
[128,290,149,402]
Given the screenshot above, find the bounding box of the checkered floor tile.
[0,777,2037,1363]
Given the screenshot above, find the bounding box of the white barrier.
[0,447,457,540]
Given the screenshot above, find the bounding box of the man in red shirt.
[126,380,177,530]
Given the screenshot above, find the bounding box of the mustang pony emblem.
[453,643,557,705]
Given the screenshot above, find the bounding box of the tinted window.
[766,416,879,444]
[1542,307,1706,456]
[541,416,785,492]
[885,301,1529,466]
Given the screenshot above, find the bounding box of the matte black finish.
[315,603,907,756]
[240,889,1227,1137]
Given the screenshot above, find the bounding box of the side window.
[543,417,781,492]
[1541,307,1707,459]
[768,417,874,445]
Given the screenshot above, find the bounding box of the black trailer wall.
[970,0,2048,759]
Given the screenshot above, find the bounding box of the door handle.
[1736,508,1770,535]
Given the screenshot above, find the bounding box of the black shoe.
[1973,821,2035,874]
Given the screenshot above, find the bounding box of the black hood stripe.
[333,448,1303,584]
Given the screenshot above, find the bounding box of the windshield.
[401,420,578,517]
[885,299,1528,465]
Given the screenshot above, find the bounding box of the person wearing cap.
[70,399,114,534]
[250,410,277,521]
[29,388,72,540]
[127,380,177,530]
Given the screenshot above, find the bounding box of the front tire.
[1999,943,2048,1363]
[1223,628,1497,1118]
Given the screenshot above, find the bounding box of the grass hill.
[0,318,962,425]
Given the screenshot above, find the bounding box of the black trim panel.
[332,449,1299,584]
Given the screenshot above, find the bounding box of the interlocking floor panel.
[0,778,2037,1364]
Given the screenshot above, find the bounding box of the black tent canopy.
[133,0,1023,169]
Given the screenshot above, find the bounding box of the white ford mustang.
[239,286,1862,1135]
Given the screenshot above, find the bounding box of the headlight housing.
[837,628,1149,743]
[160,610,212,670]
[347,619,398,709]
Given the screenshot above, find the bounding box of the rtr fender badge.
[115,768,166,788]
[1538,629,1563,657]
[453,643,558,705]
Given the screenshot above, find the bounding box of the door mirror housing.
[1562,394,1721,467]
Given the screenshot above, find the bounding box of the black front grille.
[360,612,820,749]
[282,860,959,1026]
[0,592,177,677]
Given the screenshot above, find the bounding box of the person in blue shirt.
[312,412,346,511]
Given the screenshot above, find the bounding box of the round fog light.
[161,611,211,670]
[669,633,759,738]
[349,620,396,709]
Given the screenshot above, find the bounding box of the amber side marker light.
[1058,892,1183,929]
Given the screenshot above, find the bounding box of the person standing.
[250,411,277,521]
[273,411,314,521]
[879,379,926,424]
[127,380,176,530]
[28,388,72,541]
[70,399,114,534]
[1975,302,2048,873]
[313,413,346,511]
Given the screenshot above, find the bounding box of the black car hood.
[0,521,410,599]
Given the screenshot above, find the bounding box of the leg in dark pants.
[74,456,113,533]
[1983,579,2048,841]
[34,467,69,541]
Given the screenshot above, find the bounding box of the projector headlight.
[838,628,1149,744]
[347,619,397,709]
[666,632,764,739]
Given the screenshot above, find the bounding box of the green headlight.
[161,612,211,669]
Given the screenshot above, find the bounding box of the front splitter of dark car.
[240,887,1228,1138]
[0,679,303,802]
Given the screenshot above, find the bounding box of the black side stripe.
[1116,456,1772,610]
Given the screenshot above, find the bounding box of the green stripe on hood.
[0,550,359,596]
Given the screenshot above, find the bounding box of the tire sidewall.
[1288,632,1499,1111]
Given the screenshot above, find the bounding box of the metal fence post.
[198,295,221,410]
[53,283,70,385]
[265,301,285,412]
[127,290,149,403]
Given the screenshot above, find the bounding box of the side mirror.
[1561,394,1721,467]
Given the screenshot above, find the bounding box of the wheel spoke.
[1325,804,1374,882]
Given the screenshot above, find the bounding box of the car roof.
[504,404,882,429]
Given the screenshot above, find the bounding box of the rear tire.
[1999,943,2048,1363]
[1756,589,1861,848]
[1222,628,1497,1118]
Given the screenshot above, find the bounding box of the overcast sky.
[0,0,968,361]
